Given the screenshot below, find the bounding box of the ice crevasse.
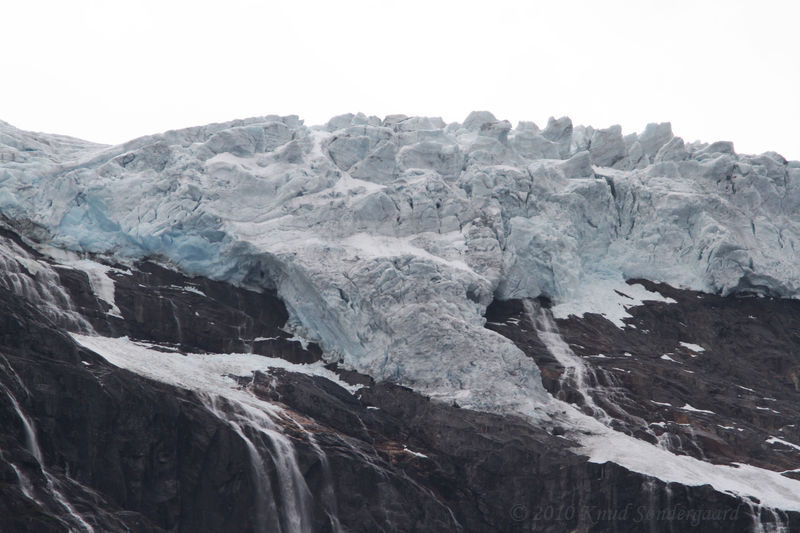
[0,112,799,416]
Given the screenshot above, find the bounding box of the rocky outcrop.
[1,219,797,531]
[58,259,323,363]
[485,283,800,515]
[0,285,781,532]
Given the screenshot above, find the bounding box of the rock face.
[0,204,796,533]
[486,286,800,468]
[0,248,793,532]
[59,259,323,363]
[1,114,800,531]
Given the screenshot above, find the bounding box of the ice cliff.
[1,112,798,414]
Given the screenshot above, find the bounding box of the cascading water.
[8,460,36,499]
[71,333,349,533]
[524,299,794,533]
[745,497,790,533]
[200,392,315,533]
[523,299,612,423]
[286,418,342,533]
[526,298,692,446]
[202,394,284,532]
[0,380,95,533]
[0,235,93,332]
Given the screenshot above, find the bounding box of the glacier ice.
[1,112,799,416]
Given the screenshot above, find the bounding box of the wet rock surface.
[57,259,323,364]
[485,282,800,476]
[0,220,798,531]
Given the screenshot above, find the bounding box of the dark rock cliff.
[0,223,798,532]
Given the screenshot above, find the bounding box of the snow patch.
[70,334,361,396]
[651,400,673,407]
[38,246,127,318]
[340,232,477,277]
[680,403,715,415]
[70,260,123,318]
[402,446,428,459]
[534,308,800,513]
[679,342,705,353]
[572,410,800,512]
[552,279,676,328]
[170,285,207,297]
[287,335,311,350]
[766,437,800,453]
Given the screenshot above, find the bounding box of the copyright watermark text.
[510,503,740,526]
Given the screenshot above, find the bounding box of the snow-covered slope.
[1,113,798,415]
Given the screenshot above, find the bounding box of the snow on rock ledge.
[1,113,799,415]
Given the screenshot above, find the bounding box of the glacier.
[1,112,799,416]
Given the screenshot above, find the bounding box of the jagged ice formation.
[1,112,798,416]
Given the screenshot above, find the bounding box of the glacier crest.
[1,113,799,414]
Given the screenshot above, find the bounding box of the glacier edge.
[1,111,799,415]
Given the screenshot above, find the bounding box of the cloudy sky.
[2,0,798,159]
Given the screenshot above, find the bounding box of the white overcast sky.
[2,0,798,159]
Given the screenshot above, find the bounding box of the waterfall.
[200,393,314,533]
[525,298,689,450]
[0,239,93,333]
[71,334,348,533]
[3,454,35,500]
[745,498,790,533]
[0,381,95,533]
[523,301,796,533]
[523,299,613,423]
[203,394,282,532]
[287,418,342,533]
[3,385,43,463]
